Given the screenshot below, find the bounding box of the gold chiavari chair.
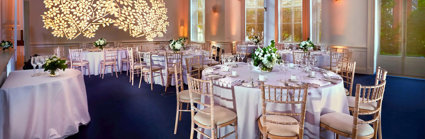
[320,81,386,139]
[187,76,238,139]
[337,61,357,96]
[258,82,309,139]
[100,48,119,79]
[138,52,164,90]
[328,47,351,71]
[293,51,309,65]
[173,63,201,134]
[69,48,90,77]
[120,46,131,75]
[164,51,183,92]
[346,67,388,139]
[127,48,143,86]
[185,55,204,79]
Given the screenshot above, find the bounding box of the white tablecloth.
[201,63,349,139]
[277,50,331,68]
[0,69,90,139]
[82,49,127,76]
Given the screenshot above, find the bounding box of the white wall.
[205,0,244,42]
[28,0,189,44]
[1,0,23,41]
[321,0,373,74]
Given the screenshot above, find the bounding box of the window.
[278,0,303,43]
[191,0,205,42]
[380,0,425,57]
[245,0,264,41]
[406,0,425,57]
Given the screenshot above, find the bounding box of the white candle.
[290,75,297,81]
[310,71,315,77]
[259,75,266,81]
[289,63,294,68]
[232,71,238,76]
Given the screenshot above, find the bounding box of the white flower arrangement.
[93,38,108,50]
[42,55,67,76]
[248,34,263,45]
[0,40,13,50]
[169,37,187,51]
[252,40,281,72]
[299,38,315,52]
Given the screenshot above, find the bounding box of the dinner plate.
[241,82,258,88]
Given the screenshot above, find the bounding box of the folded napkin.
[204,68,214,74]
[304,79,332,87]
[221,66,230,72]
[215,77,243,88]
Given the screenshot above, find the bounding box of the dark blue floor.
[67,73,425,139]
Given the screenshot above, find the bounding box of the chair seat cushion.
[194,106,237,126]
[178,90,201,101]
[71,60,89,66]
[347,96,377,111]
[321,112,374,137]
[101,60,117,64]
[142,65,162,72]
[258,115,299,137]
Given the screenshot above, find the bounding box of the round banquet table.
[145,50,217,86]
[82,48,127,76]
[277,50,331,68]
[0,69,90,139]
[201,62,349,139]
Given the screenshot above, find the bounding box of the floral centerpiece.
[93,38,108,50]
[42,56,67,76]
[299,38,315,52]
[169,37,187,52]
[1,40,13,50]
[248,31,264,45]
[252,40,282,72]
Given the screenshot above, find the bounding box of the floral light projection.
[41,0,169,41]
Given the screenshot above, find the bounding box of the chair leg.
[165,74,170,92]
[87,64,91,78]
[132,70,135,86]
[160,70,164,86]
[174,102,180,134]
[234,121,238,139]
[379,115,382,139]
[129,69,132,83]
[190,119,194,139]
[115,64,118,78]
[150,72,154,91]
[179,103,183,121]
[138,72,143,88]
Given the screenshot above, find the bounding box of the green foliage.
[0,40,13,50]
[251,40,281,71]
[42,56,67,75]
[406,1,425,57]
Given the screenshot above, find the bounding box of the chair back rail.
[259,82,309,139]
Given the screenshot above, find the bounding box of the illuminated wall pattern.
[41,0,169,41]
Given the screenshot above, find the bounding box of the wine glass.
[236,54,240,62]
[241,53,245,62]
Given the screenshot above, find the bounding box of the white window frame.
[190,0,205,43]
[245,0,264,41]
[278,0,303,43]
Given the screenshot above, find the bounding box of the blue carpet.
[67,73,425,139]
